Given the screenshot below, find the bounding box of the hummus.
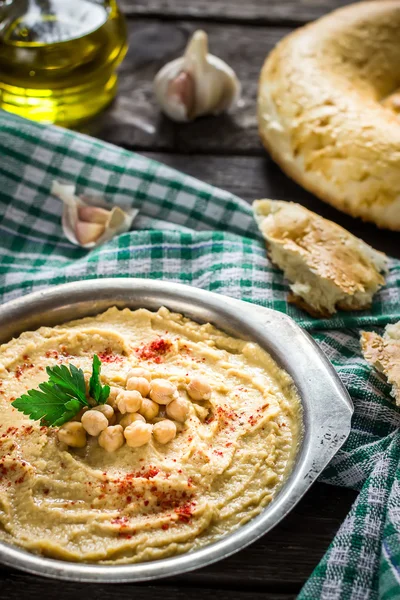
[0,306,302,563]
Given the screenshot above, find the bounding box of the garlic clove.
[153,29,241,123]
[154,60,193,122]
[78,205,111,224]
[107,206,129,231]
[51,180,139,249]
[75,221,105,245]
[167,71,195,121]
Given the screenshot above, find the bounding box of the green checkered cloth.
[1,111,400,599]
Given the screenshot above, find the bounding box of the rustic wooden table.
[1,0,396,598]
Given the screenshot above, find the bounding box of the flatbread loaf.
[258,1,400,230]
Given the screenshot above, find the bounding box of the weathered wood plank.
[0,575,296,600]
[119,0,353,24]
[0,483,356,593]
[91,19,288,154]
[143,153,399,257]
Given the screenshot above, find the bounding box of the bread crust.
[253,199,387,317]
[258,1,400,230]
[286,292,332,319]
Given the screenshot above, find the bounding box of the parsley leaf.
[52,399,83,427]
[12,383,82,427]
[46,363,88,405]
[11,357,110,426]
[89,354,110,405]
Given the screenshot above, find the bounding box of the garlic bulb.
[154,30,241,122]
[51,181,138,249]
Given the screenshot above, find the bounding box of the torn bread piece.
[253,200,388,317]
[361,324,400,405]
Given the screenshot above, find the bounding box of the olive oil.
[0,0,127,127]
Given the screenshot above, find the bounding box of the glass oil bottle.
[0,0,127,127]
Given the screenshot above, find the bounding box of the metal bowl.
[0,278,353,583]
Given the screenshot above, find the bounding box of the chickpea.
[120,412,146,428]
[58,422,87,448]
[107,386,120,409]
[81,410,109,436]
[117,390,143,414]
[139,398,159,421]
[153,420,177,444]
[98,425,125,452]
[93,404,115,424]
[127,367,151,382]
[124,421,153,448]
[149,379,178,405]
[187,376,212,401]
[166,397,190,422]
[126,376,150,397]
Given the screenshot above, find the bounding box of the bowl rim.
[0,278,353,582]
